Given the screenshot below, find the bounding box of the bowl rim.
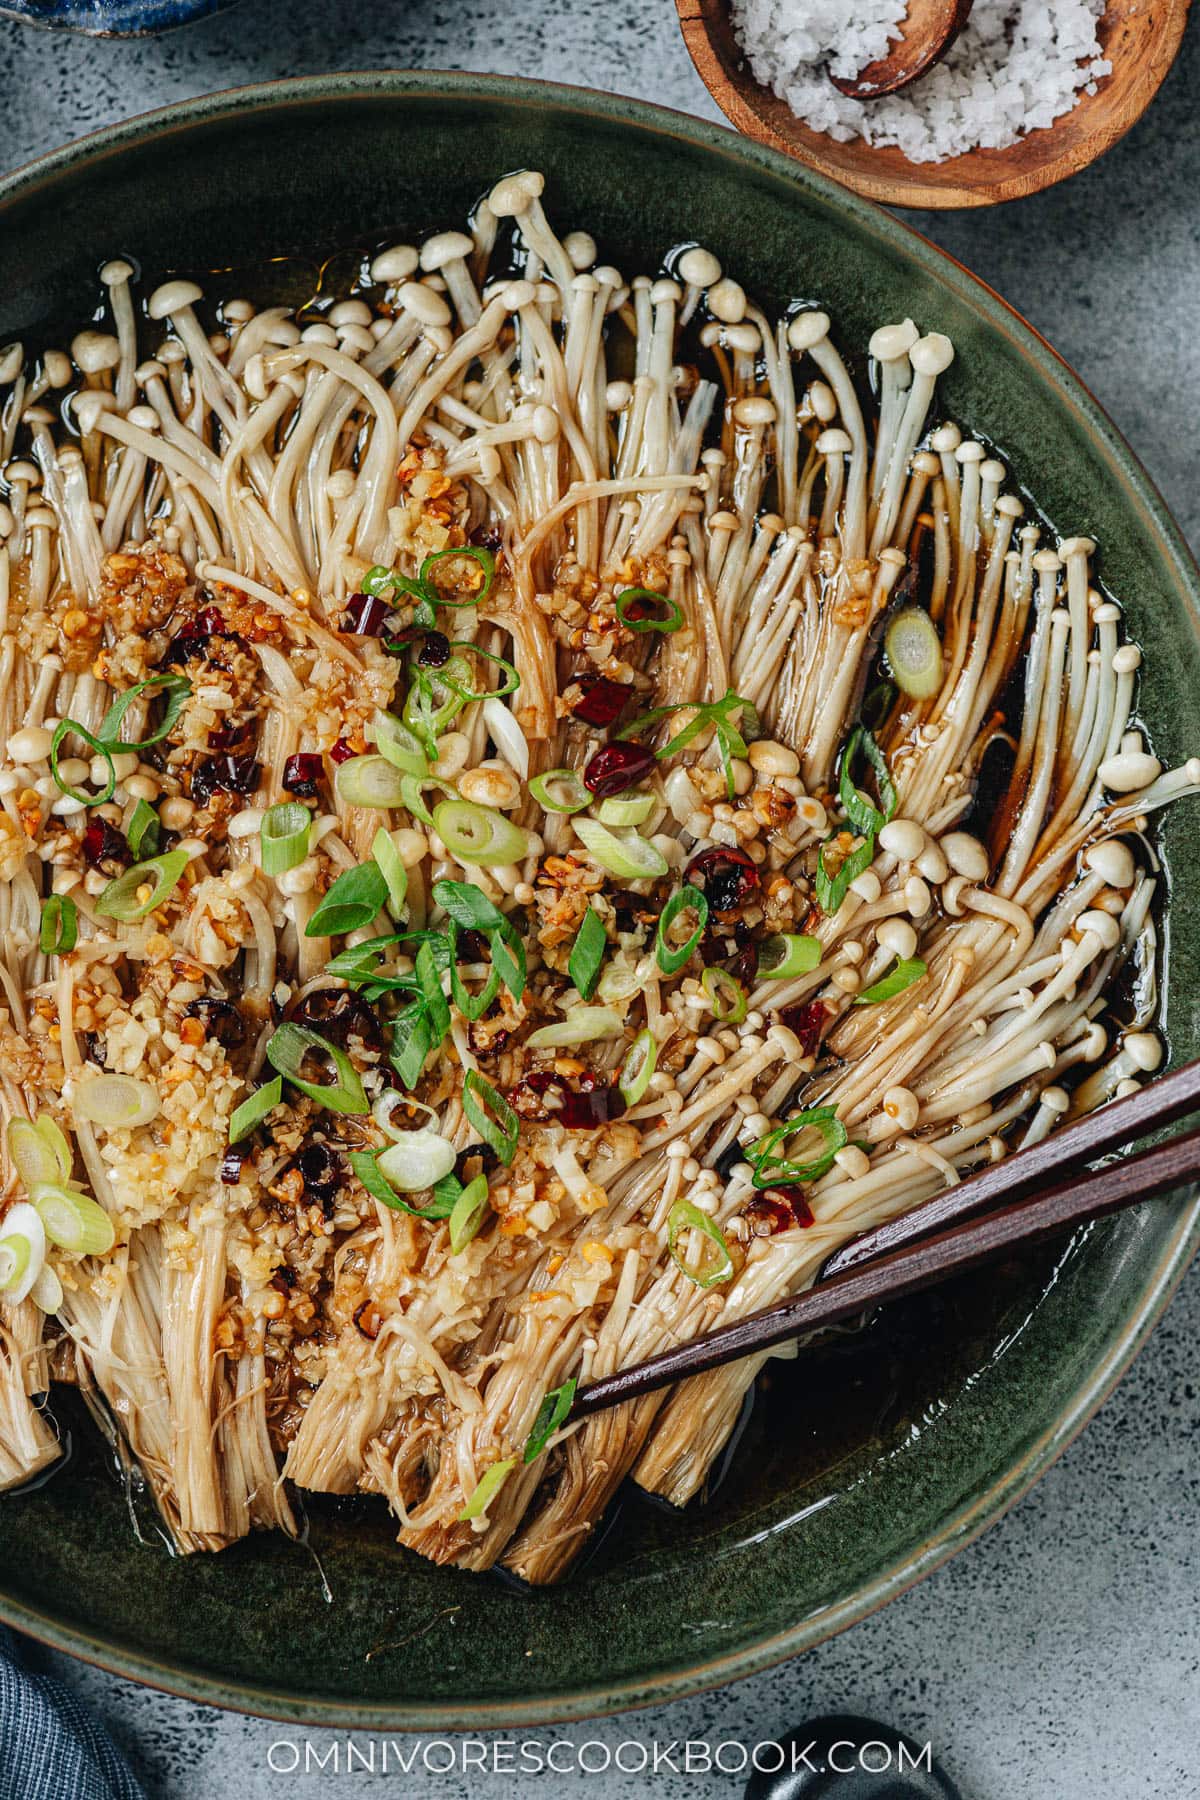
[2,68,1199,1731]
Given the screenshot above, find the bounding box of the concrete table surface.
[2,5,1198,1794]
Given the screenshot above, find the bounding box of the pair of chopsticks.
[572,1058,1200,1420]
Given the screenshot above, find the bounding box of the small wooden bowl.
[677,0,1191,209]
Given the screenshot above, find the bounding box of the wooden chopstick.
[571,1059,1200,1421]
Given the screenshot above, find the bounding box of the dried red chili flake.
[354,1299,383,1340]
[329,737,357,765]
[777,999,828,1060]
[685,845,760,913]
[569,673,630,729]
[282,752,323,798]
[219,1146,247,1185]
[82,817,131,870]
[289,987,382,1049]
[293,1142,344,1202]
[191,755,260,805]
[342,593,390,636]
[610,889,664,932]
[509,1068,626,1129]
[417,631,451,668]
[744,1187,814,1236]
[183,996,246,1048]
[582,741,656,799]
[207,721,256,753]
[166,606,242,665]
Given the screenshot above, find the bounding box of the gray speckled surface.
[3,6,1199,1795]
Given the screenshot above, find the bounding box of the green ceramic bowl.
[1,73,1198,1729]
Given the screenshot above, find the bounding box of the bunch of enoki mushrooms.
[0,170,1195,1582]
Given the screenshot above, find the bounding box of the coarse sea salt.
[730,0,1112,164]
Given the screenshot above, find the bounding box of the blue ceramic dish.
[0,0,238,34]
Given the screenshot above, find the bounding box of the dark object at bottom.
[745,1714,962,1800]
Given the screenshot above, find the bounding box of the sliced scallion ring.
[0,1225,35,1301]
[372,827,409,918]
[335,754,411,810]
[32,1182,115,1256]
[448,1173,490,1254]
[571,817,669,881]
[458,1455,515,1522]
[567,905,607,1000]
[595,790,655,827]
[442,645,521,703]
[376,1130,457,1193]
[94,849,189,922]
[756,932,822,980]
[305,860,388,938]
[749,1105,846,1189]
[265,1023,369,1115]
[34,1116,72,1181]
[39,895,77,955]
[7,1118,64,1191]
[614,586,684,633]
[701,966,748,1023]
[348,1147,456,1219]
[668,1198,734,1290]
[371,710,430,777]
[97,673,191,751]
[403,663,468,751]
[815,831,876,916]
[50,719,115,806]
[228,1076,283,1144]
[433,799,533,867]
[528,768,590,815]
[73,1072,160,1129]
[523,1376,577,1463]
[526,1007,623,1048]
[885,606,944,700]
[420,545,496,609]
[448,920,502,1022]
[838,726,896,837]
[463,1069,519,1167]
[854,956,927,1005]
[618,1029,657,1106]
[126,798,161,859]
[655,884,708,976]
[260,801,311,876]
[30,1262,63,1315]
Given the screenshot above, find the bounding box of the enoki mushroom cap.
[71,331,121,375]
[371,245,419,283]
[147,279,203,320]
[487,170,544,218]
[786,310,831,352]
[869,318,919,361]
[909,332,954,377]
[419,231,474,273]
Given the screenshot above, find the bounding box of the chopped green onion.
[74,1072,160,1130]
[39,895,77,955]
[32,1183,115,1256]
[463,1069,519,1166]
[228,1076,283,1144]
[305,861,388,938]
[335,754,411,810]
[568,905,607,1000]
[526,1007,623,1048]
[0,1232,32,1296]
[749,1105,846,1189]
[838,726,896,838]
[362,563,427,606]
[348,1147,457,1218]
[420,545,496,609]
[260,802,311,876]
[617,688,757,801]
[266,1023,369,1115]
[815,832,876,916]
[885,607,943,700]
[528,768,590,815]
[389,1001,435,1090]
[655,884,708,976]
[34,1116,72,1181]
[854,957,927,1005]
[448,1173,490,1253]
[702,966,747,1023]
[614,587,684,633]
[376,1130,457,1192]
[458,1455,515,1522]
[371,711,430,777]
[126,799,161,859]
[372,828,409,918]
[403,663,468,752]
[433,799,533,867]
[618,1029,657,1106]
[442,645,521,703]
[448,921,502,1022]
[415,938,451,1047]
[7,1118,64,1190]
[756,933,822,980]
[30,1262,63,1315]
[94,849,189,921]
[523,1377,577,1463]
[668,1198,734,1289]
[571,817,669,880]
[97,674,191,751]
[433,879,507,933]
[595,790,656,827]
[50,719,115,805]
[861,678,897,732]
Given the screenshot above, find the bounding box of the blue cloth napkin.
[0,1629,145,1800]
